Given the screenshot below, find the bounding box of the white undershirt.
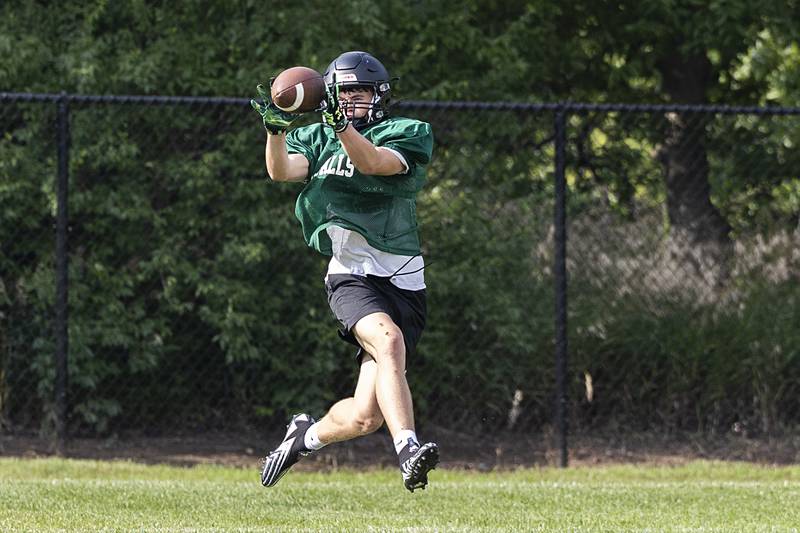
[324,148,425,291]
[325,227,426,291]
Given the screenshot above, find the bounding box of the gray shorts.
[325,273,427,362]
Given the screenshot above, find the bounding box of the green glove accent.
[321,81,349,133]
[250,83,300,135]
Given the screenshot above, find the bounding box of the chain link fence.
[564,106,800,441]
[1,93,799,464]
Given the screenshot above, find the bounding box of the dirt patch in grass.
[3,426,799,471]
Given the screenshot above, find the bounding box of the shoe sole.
[405,444,440,492]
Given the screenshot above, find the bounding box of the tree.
[2,0,800,434]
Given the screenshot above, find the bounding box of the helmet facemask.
[324,51,392,130]
[335,81,390,129]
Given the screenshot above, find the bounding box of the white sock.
[303,422,326,451]
[393,429,420,454]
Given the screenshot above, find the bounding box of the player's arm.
[337,126,406,176]
[321,84,406,176]
[265,133,309,182]
[251,83,309,182]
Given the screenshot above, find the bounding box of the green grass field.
[1,458,799,531]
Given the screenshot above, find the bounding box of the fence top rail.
[2,91,800,115]
[0,92,250,106]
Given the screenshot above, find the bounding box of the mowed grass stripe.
[8,478,800,488]
[1,458,798,531]
[4,457,800,482]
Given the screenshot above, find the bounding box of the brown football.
[270,66,326,113]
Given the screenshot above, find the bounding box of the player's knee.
[374,329,405,364]
[353,412,383,435]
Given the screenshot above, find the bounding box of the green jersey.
[285,117,433,256]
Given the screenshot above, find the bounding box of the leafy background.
[1,1,799,439]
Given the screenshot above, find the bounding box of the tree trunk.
[656,52,733,287]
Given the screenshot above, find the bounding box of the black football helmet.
[323,51,392,130]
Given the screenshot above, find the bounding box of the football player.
[252,50,438,492]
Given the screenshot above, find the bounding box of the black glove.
[250,83,301,135]
[321,78,349,133]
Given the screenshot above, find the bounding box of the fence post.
[55,92,70,454]
[553,106,569,467]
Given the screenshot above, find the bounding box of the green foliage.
[567,218,800,434]
[1,1,800,436]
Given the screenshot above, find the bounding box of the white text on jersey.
[315,154,355,178]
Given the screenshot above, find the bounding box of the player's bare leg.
[352,312,439,491]
[352,313,414,435]
[314,356,384,443]
[261,357,382,487]
[262,313,437,491]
